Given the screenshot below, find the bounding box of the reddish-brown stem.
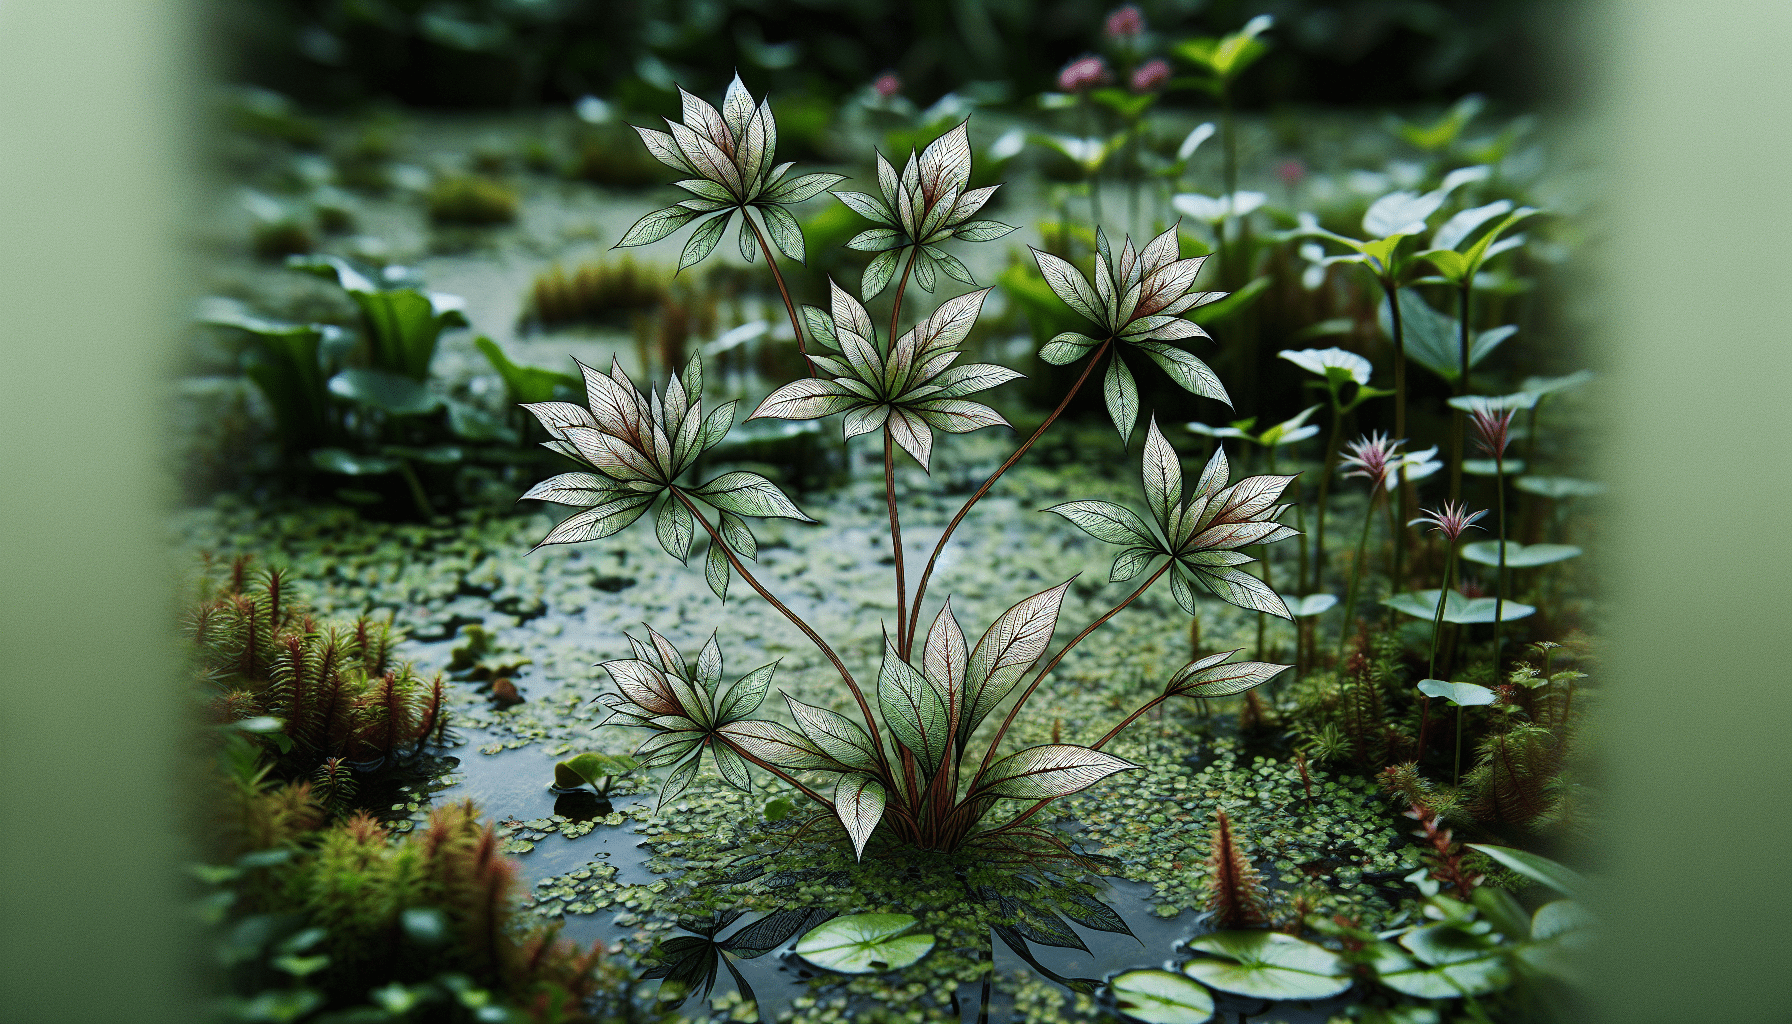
[674,490,889,773]
[717,737,836,810]
[884,427,910,658]
[904,339,1114,652]
[889,246,917,350]
[972,559,1173,786]
[744,210,814,376]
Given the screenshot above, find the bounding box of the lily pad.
[1460,541,1581,568]
[1381,590,1536,624]
[1109,969,1215,1024]
[1181,931,1351,1000]
[1284,593,1338,618]
[793,914,935,974]
[553,752,638,790]
[1417,679,1497,706]
[1514,476,1606,499]
[1461,458,1524,476]
[328,368,443,416]
[1372,942,1509,999]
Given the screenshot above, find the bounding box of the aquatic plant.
[523,257,668,327]
[521,86,1296,859]
[1468,400,1518,666]
[1409,501,1487,780]
[426,173,519,225]
[1334,432,1403,663]
[1201,808,1267,929]
[1277,347,1391,592]
[190,556,447,791]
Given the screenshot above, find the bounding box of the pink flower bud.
[1130,58,1171,93]
[1276,159,1306,188]
[873,72,901,99]
[1105,4,1145,39]
[1058,55,1112,93]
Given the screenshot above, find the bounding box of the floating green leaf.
[1181,931,1351,1000]
[1382,590,1535,624]
[793,914,935,974]
[553,752,638,790]
[1417,679,1497,706]
[1108,969,1215,1024]
[328,369,442,417]
[1460,541,1581,568]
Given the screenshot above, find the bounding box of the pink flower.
[1340,431,1403,490]
[873,72,901,99]
[1058,55,1112,93]
[1276,159,1306,188]
[1410,501,1488,543]
[1105,4,1145,39]
[1130,58,1171,93]
[1469,405,1515,459]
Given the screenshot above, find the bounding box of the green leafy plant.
[1407,501,1487,781]
[1278,347,1393,592]
[793,913,937,974]
[551,752,639,797]
[519,82,1297,860]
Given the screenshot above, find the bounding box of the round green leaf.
[794,913,935,974]
[328,368,443,416]
[1373,945,1509,999]
[310,447,399,476]
[1514,476,1606,499]
[1285,593,1338,618]
[1382,590,1536,624]
[1460,541,1582,568]
[1182,931,1351,1000]
[1109,969,1215,1024]
[553,752,634,789]
[1417,679,1498,706]
[1461,458,1525,476]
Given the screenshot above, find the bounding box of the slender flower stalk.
[1410,501,1487,782]
[1470,404,1517,670]
[1334,432,1402,665]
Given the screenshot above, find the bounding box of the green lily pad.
[1109,969,1215,1024]
[1460,541,1582,568]
[310,447,399,476]
[1382,590,1536,624]
[553,752,637,790]
[1284,593,1338,618]
[1417,679,1498,706]
[1372,942,1509,999]
[1466,844,1586,896]
[1182,931,1351,1000]
[328,368,443,416]
[794,914,935,974]
[1461,458,1524,476]
[1514,476,1606,499]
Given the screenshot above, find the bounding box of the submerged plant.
[519,86,1294,859]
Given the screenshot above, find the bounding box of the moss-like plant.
[523,258,669,328]
[427,173,519,225]
[1201,808,1268,929]
[190,556,447,795]
[519,78,1300,859]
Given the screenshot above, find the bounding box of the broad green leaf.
[1460,541,1581,568]
[1433,199,1515,253]
[1521,369,1593,397]
[794,914,935,974]
[1373,943,1508,999]
[833,775,887,860]
[475,336,582,405]
[655,496,694,562]
[785,694,880,772]
[1379,289,1516,383]
[1108,969,1214,1024]
[520,471,625,507]
[1417,679,1498,706]
[1466,844,1586,896]
[1381,590,1536,625]
[618,205,703,248]
[1364,190,1446,239]
[1132,342,1229,405]
[554,752,637,789]
[1182,931,1351,1000]
[1104,354,1139,446]
[715,661,776,723]
[531,494,655,548]
[1461,457,1525,476]
[878,637,949,770]
[1514,476,1607,499]
[678,212,732,272]
[976,744,1138,800]
[1046,500,1157,548]
[759,203,807,263]
[1517,899,1594,982]
[1165,649,1290,698]
[310,447,399,476]
[962,580,1073,742]
[717,720,832,771]
[692,471,813,520]
[327,369,441,417]
[763,171,846,204]
[1286,593,1338,617]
